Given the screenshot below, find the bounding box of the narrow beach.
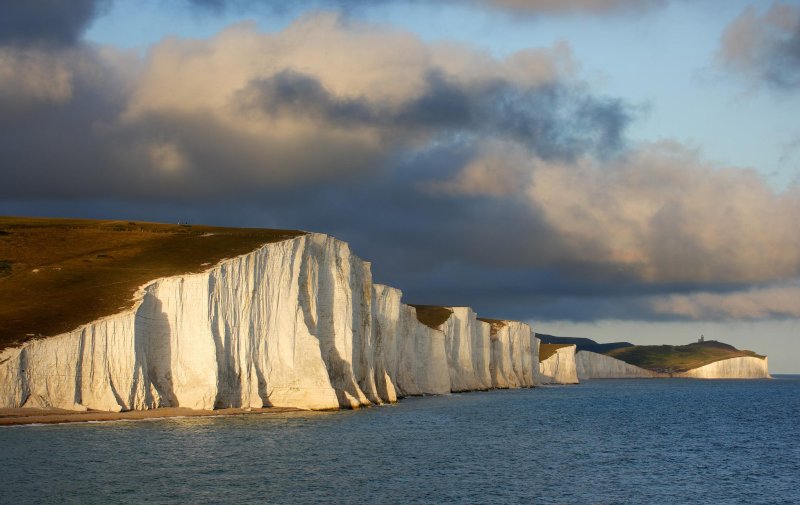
[0,406,300,427]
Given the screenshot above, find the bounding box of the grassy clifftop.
[476,317,507,336]
[409,305,453,330]
[0,217,304,350]
[539,343,574,362]
[605,341,765,373]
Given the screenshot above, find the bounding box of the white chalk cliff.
[537,345,579,385]
[0,233,555,413]
[576,351,668,379]
[489,321,538,389]
[441,308,492,392]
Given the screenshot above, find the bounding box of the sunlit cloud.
[1,14,626,198]
[432,141,800,284]
[650,281,800,319]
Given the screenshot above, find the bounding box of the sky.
[1,0,798,372]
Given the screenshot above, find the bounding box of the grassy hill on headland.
[605,340,765,373]
[0,216,303,350]
[537,333,765,372]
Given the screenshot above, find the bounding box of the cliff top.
[409,305,453,330]
[605,341,766,373]
[0,216,304,350]
[476,317,507,336]
[539,343,574,362]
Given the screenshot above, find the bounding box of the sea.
[1,376,798,504]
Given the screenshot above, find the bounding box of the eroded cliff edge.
[538,345,579,384]
[0,233,554,412]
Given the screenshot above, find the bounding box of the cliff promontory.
[0,218,560,413]
[569,339,770,380]
[537,344,579,384]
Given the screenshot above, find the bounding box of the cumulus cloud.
[1,14,627,199]
[0,0,109,45]
[432,140,800,284]
[717,2,800,90]
[650,281,800,319]
[430,141,535,197]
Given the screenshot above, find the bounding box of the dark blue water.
[2,377,798,504]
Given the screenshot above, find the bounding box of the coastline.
[0,406,301,427]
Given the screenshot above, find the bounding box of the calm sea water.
[2,377,798,504]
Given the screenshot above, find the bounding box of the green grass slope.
[605,340,765,373]
[0,216,304,350]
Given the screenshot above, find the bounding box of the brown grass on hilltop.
[409,305,453,330]
[476,317,507,337]
[0,216,304,350]
[539,343,573,362]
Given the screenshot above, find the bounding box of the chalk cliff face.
[537,345,579,384]
[489,322,539,388]
[508,322,539,388]
[370,285,452,397]
[0,234,379,411]
[441,308,492,392]
[0,233,551,412]
[675,357,770,379]
[576,351,668,379]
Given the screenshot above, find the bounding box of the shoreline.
[0,406,301,427]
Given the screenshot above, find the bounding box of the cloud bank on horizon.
[1,0,798,324]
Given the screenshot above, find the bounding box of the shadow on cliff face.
[351,258,380,404]
[299,243,369,408]
[134,293,177,408]
[209,275,244,409]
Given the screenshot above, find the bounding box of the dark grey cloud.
[0,0,109,45]
[237,69,630,162]
[764,27,800,89]
[718,3,800,90]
